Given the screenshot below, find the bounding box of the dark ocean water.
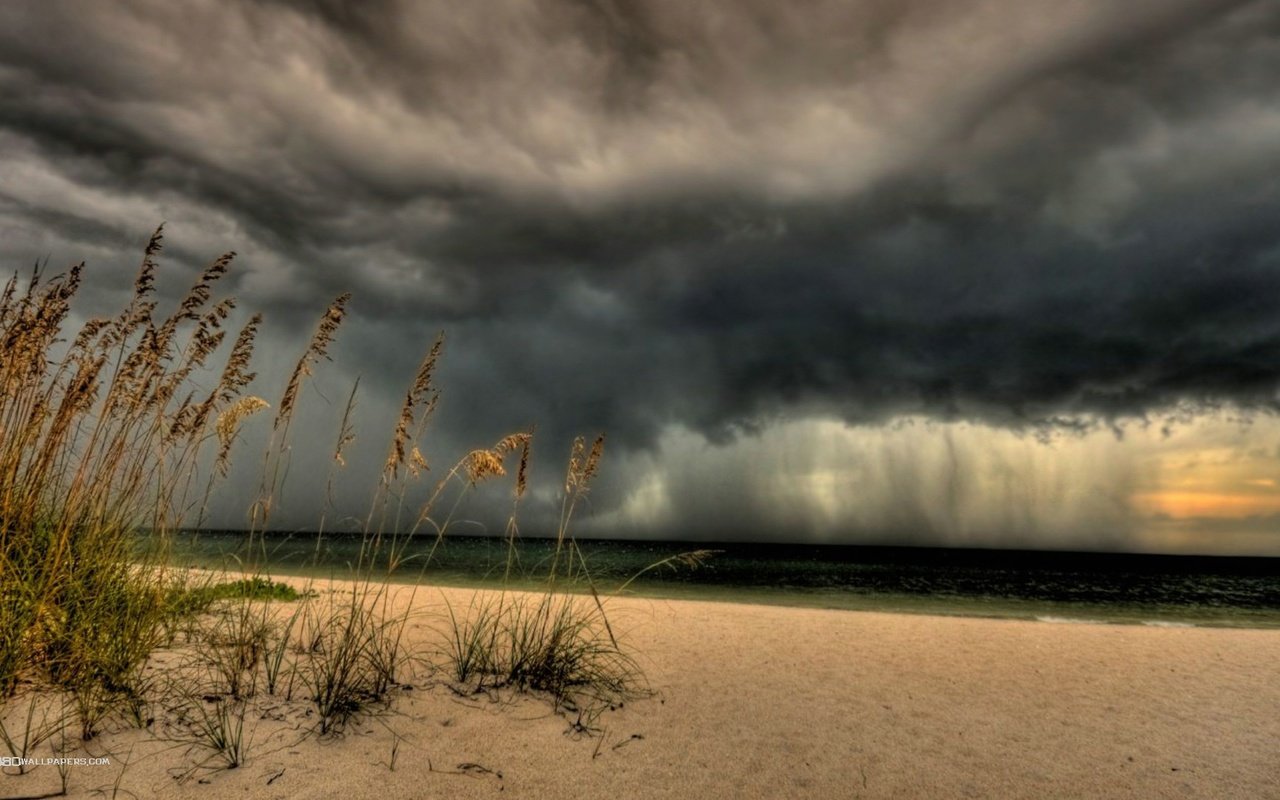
[160,530,1280,628]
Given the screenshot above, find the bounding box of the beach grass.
[1,228,256,741]
[0,229,658,791]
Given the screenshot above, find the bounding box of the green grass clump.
[441,586,646,722]
[184,577,307,606]
[299,591,404,735]
[437,436,674,721]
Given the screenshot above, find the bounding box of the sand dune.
[9,583,1278,799]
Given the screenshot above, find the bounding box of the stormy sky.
[3,0,1280,553]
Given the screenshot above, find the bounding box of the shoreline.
[173,562,1280,630]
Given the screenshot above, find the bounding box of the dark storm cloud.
[1,0,1279,536]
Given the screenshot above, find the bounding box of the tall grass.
[0,228,262,724]
[437,436,662,720]
[0,228,671,789]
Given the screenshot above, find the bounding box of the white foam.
[1141,620,1196,628]
[1034,615,1101,625]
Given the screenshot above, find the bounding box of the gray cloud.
[2,0,1279,545]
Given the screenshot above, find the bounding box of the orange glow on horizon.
[1132,491,1280,519]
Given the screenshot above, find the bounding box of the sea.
[161,530,1280,629]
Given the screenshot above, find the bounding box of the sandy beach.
[8,581,1279,800]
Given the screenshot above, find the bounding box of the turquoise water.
[159,530,1280,628]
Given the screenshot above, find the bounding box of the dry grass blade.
[385,334,443,481]
[515,434,531,499]
[275,292,352,432]
[614,549,724,597]
[216,397,269,476]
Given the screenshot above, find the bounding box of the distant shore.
[26,579,1280,799]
